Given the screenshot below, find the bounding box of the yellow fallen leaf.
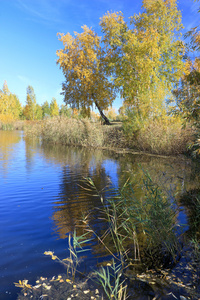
[43,283,51,290]
[51,255,57,260]
[33,284,41,289]
[44,251,53,256]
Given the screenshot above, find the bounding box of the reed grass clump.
[0,120,26,130]
[123,116,195,155]
[25,116,104,148]
[84,173,180,269]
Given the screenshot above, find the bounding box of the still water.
[0,131,199,299]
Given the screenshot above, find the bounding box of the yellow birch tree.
[0,81,22,121]
[100,0,185,119]
[56,25,116,124]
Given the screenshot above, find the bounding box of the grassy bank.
[1,115,195,155]
[23,116,196,156]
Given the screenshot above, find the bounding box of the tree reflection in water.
[0,130,21,175]
[22,138,200,268]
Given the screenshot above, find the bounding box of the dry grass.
[25,116,104,148]
[102,122,128,149]
[0,120,27,130]
[125,117,195,155]
[24,116,195,155]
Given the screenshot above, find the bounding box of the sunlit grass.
[123,116,195,155]
[25,116,105,148]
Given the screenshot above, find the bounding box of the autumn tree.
[171,0,200,126]
[0,81,22,121]
[23,85,37,120]
[100,0,185,120]
[56,25,116,124]
[50,98,59,117]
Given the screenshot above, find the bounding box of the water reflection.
[52,165,110,239]
[179,188,200,241]
[1,132,200,300]
[0,130,21,175]
[27,141,200,247]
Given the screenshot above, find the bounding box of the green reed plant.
[1,123,14,130]
[44,229,91,280]
[95,259,127,300]
[84,171,180,269]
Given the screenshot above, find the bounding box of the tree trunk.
[95,101,111,125]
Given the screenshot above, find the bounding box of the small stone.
[84,290,90,294]
[95,289,99,294]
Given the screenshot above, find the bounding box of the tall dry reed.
[124,117,195,155]
[25,116,104,148]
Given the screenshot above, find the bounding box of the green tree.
[50,98,59,117]
[171,0,200,126]
[35,104,43,120]
[42,101,51,118]
[59,104,72,117]
[56,25,116,124]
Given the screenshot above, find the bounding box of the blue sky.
[0,0,199,111]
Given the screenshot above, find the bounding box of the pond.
[0,130,200,299]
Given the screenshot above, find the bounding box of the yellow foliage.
[0,113,15,123]
[73,108,79,116]
[104,107,117,121]
[0,82,22,121]
[57,25,116,120]
[50,98,59,117]
[100,0,185,118]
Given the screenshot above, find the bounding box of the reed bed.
[0,120,26,130]
[123,117,195,155]
[23,116,195,155]
[25,117,104,148]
